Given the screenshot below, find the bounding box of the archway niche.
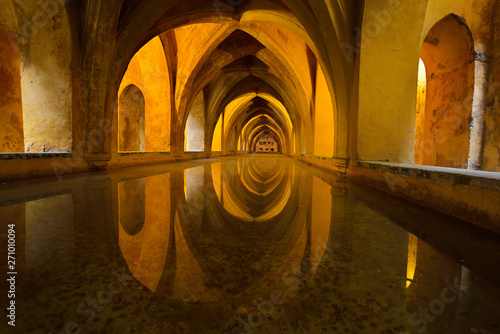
[417,14,475,169]
[119,85,146,152]
[313,64,335,158]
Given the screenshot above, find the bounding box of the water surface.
[1,154,499,334]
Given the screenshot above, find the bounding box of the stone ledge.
[359,161,500,191]
[0,153,72,160]
[117,151,171,156]
[348,161,500,234]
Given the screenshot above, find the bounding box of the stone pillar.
[468,53,491,170]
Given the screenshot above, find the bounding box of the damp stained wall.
[419,14,474,169]
[15,1,73,152]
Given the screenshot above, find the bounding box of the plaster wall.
[15,1,72,153]
[0,24,24,152]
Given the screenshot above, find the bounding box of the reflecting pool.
[1,154,500,333]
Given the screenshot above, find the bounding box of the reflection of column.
[25,194,74,274]
[303,174,313,275]
[82,176,115,256]
[457,266,472,314]
[407,234,418,287]
[310,177,333,273]
[184,166,206,229]
[406,239,462,333]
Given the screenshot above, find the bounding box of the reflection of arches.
[418,14,474,168]
[0,23,24,152]
[118,174,171,293]
[119,85,146,152]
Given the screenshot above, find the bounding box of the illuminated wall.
[358,0,496,169]
[118,36,171,152]
[212,114,223,152]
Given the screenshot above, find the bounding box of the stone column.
[468,53,491,170]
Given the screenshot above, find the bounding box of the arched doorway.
[417,14,475,169]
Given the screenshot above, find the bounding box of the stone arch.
[15,0,73,153]
[418,14,475,168]
[0,0,72,153]
[119,85,146,152]
[100,0,352,164]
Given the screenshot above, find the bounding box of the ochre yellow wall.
[212,115,222,152]
[0,24,24,152]
[313,65,335,158]
[310,176,331,274]
[358,0,425,163]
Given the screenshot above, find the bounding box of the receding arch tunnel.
[114,6,340,158]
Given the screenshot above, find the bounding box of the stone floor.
[1,154,499,334]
